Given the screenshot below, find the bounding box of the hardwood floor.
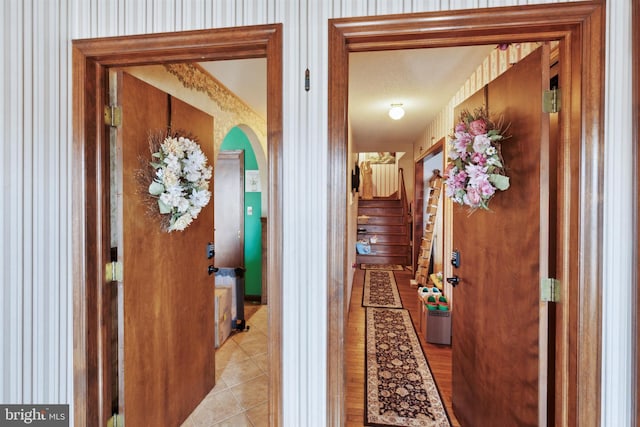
[345,268,461,427]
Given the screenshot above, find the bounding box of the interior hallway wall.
[0,1,632,426]
[221,127,263,298]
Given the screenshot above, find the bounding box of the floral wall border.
[164,63,267,152]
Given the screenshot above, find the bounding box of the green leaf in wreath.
[158,199,172,214]
[149,181,165,196]
[152,152,162,158]
[150,162,163,169]
[489,174,510,191]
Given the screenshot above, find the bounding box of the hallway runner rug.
[361,263,404,271]
[365,307,451,427]
[362,270,403,309]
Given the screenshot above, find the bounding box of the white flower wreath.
[147,133,213,232]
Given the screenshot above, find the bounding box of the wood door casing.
[327,5,604,427]
[413,156,424,272]
[451,46,550,427]
[414,138,445,274]
[635,1,640,425]
[72,25,283,427]
[121,73,215,427]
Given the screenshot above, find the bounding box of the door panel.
[169,96,216,420]
[214,150,245,268]
[451,46,550,427]
[120,72,215,427]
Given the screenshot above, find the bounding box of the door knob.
[446,275,460,287]
[208,265,219,275]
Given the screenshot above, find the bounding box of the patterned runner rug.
[366,307,451,427]
[361,263,404,271]
[362,270,402,309]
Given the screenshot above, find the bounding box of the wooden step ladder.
[415,170,442,286]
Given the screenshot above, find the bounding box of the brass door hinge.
[104,105,122,127]
[542,89,561,113]
[106,261,123,282]
[540,278,560,302]
[107,413,124,427]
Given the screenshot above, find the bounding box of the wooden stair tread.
[358,201,402,207]
[357,191,410,265]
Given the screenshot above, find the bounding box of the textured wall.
[416,42,538,156]
[601,1,634,426]
[0,1,632,426]
[370,163,398,197]
[1,0,72,407]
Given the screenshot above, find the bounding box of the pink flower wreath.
[444,108,510,211]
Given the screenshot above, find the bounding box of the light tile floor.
[182,305,269,427]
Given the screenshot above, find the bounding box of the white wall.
[0,1,632,426]
[601,2,634,426]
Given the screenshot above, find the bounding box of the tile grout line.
[184,306,269,426]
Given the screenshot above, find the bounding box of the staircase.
[356,198,411,266]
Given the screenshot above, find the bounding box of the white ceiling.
[199,58,268,119]
[348,45,495,152]
[199,44,495,153]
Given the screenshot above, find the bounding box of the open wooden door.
[116,72,216,426]
[451,46,551,426]
[214,150,245,268]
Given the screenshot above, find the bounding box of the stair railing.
[398,168,412,263]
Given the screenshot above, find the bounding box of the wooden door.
[451,46,550,427]
[214,150,245,268]
[118,72,215,427]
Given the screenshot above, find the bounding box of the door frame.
[634,0,640,423]
[328,3,604,426]
[72,25,283,427]
[413,139,444,276]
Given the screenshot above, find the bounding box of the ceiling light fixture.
[388,103,405,120]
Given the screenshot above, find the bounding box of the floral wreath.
[444,107,510,211]
[141,131,213,232]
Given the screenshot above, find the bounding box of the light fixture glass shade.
[388,104,405,120]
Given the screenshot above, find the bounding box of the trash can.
[426,310,452,345]
[215,267,247,331]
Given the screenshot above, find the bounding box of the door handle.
[446,275,460,287]
[208,265,219,275]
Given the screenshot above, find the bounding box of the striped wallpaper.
[0,1,632,426]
